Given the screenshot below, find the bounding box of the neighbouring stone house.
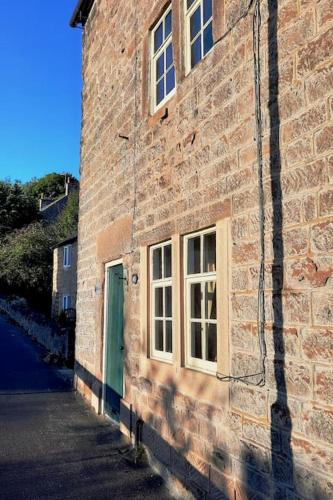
[51,236,78,320]
[71,0,333,498]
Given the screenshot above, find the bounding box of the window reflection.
[205,281,216,320]
[155,320,164,351]
[165,286,172,317]
[166,321,172,353]
[204,232,216,272]
[191,283,202,318]
[191,323,202,359]
[188,236,201,274]
[206,324,217,362]
[155,287,163,317]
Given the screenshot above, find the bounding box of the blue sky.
[0,1,82,183]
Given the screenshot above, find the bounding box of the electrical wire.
[216,0,267,387]
[213,0,256,47]
[129,4,140,254]
[110,0,267,384]
[253,0,267,387]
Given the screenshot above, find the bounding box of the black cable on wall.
[215,0,267,386]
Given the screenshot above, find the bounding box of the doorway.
[103,261,124,420]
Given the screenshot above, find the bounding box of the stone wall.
[0,298,70,359]
[75,0,333,498]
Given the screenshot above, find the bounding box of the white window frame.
[150,4,176,113]
[184,227,217,373]
[184,0,214,75]
[150,240,173,362]
[63,295,71,311]
[63,245,72,268]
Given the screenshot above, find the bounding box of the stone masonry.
[52,238,78,319]
[73,0,333,498]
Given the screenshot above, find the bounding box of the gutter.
[70,0,95,28]
[53,236,78,250]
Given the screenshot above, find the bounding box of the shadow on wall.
[243,1,295,498]
[121,370,234,498]
[75,359,232,498]
[74,3,330,498]
[76,351,330,500]
[240,1,332,498]
[268,0,294,496]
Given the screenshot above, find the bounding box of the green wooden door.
[104,264,124,419]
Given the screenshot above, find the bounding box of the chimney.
[65,175,78,196]
[65,176,70,196]
[39,194,53,211]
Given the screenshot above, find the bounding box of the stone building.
[51,236,78,319]
[71,0,333,498]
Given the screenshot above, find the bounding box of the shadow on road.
[0,314,72,394]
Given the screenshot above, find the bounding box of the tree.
[0,222,58,307]
[55,190,79,240]
[24,173,71,201]
[0,173,79,312]
[0,180,37,238]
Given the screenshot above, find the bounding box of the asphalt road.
[0,315,171,500]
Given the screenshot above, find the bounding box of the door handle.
[120,346,124,351]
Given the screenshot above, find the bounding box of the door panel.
[104,264,124,419]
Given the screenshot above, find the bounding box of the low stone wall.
[0,298,70,359]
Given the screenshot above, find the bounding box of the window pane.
[166,320,172,353]
[203,22,213,55]
[164,244,172,278]
[155,320,164,351]
[187,0,195,9]
[206,324,217,362]
[205,281,216,320]
[155,287,163,317]
[165,11,172,38]
[191,36,202,68]
[154,22,163,52]
[203,232,216,272]
[166,43,173,69]
[156,78,165,105]
[188,236,201,274]
[165,286,172,317]
[166,66,175,95]
[191,283,201,319]
[153,247,162,280]
[190,7,201,40]
[191,323,202,359]
[203,0,213,24]
[156,53,164,80]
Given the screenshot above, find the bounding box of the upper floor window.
[63,245,72,268]
[150,241,173,362]
[151,5,176,112]
[184,228,217,373]
[185,0,213,72]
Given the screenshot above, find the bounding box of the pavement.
[0,315,171,500]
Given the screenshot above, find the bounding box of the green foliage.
[24,173,68,201]
[0,173,79,313]
[55,190,79,240]
[0,222,58,295]
[0,180,37,237]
